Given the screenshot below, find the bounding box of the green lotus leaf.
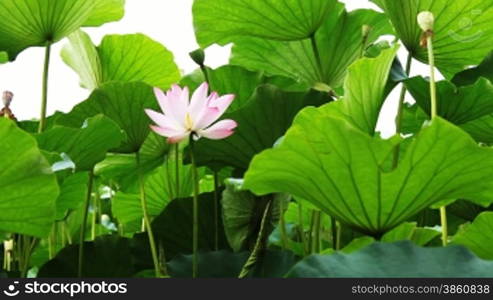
[0,118,59,237]
[62,30,180,90]
[0,0,125,60]
[405,76,493,125]
[287,241,493,277]
[36,115,124,171]
[231,5,393,88]
[193,85,330,172]
[55,171,89,220]
[452,212,493,260]
[133,192,230,260]
[193,0,337,47]
[112,163,201,227]
[244,104,493,234]
[38,235,135,277]
[221,179,289,252]
[373,0,493,77]
[57,82,159,153]
[452,51,493,87]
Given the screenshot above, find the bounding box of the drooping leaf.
[38,235,135,277]
[374,0,493,77]
[244,104,493,234]
[193,0,337,47]
[405,77,493,125]
[193,85,330,172]
[62,31,180,90]
[231,6,393,88]
[36,115,124,171]
[221,179,289,252]
[57,82,159,153]
[287,241,493,277]
[0,119,59,237]
[0,0,124,60]
[452,212,493,260]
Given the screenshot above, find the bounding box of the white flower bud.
[2,91,13,108]
[4,239,14,252]
[417,11,435,32]
[101,214,111,225]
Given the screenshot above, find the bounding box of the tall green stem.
[392,53,413,168]
[136,153,165,277]
[38,44,52,133]
[189,137,200,278]
[78,171,94,278]
[425,33,447,246]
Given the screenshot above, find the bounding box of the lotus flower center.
[185,112,194,130]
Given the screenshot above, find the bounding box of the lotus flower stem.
[78,170,94,278]
[392,52,413,168]
[136,153,164,277]
[195,58,219,252]
[419,11,448,246]
[38,44,52,133]
[189,136,200,278]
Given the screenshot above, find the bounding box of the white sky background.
[0,0,439,137]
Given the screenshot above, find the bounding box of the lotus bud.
[2,91,13,108]
[362,25,372,39]
[189,48,206,66]
[4,239,13,252]
[101,214,111,225]
[417,11,435,32]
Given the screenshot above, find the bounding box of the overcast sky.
[0,0,434,137]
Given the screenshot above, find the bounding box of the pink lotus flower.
[145,83,237,144]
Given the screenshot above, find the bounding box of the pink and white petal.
[189,83,210,120]
[198,119,237,140]
[153,87,168,112]
[193,106,221,130]
[145,109,184,131]
[161,85,188,124]
[167,131,191,144]
[209,94,235,115]
[150,125,184,138]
